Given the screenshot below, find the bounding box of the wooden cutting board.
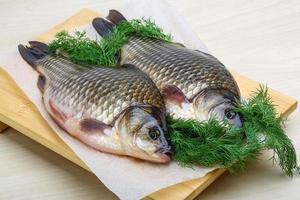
[0,8,297,200]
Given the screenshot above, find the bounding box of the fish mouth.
[155,152,171,163]
[153,147,173,163]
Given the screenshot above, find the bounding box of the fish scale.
[37,56,164,125]
[121,36,240,100]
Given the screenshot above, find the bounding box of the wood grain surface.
[0,122,8,132]
[0,1,299,200]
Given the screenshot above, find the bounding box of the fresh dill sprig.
[167,116,262,172]
[49,19,171,66]
[169,86,299,176]
[236,86,299,176]
[49,31,106,66]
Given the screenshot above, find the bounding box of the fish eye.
[148,127,160,140]
[225,109,236,119]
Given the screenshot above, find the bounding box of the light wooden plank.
[0,121,9,132]
[0,8,297,200]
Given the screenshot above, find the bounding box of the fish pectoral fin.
[37,75,46,93]
[161,84,189,108]
[80,118,113,135]
[64,118,121,154]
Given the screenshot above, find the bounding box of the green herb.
[169,86,299,176]
[167,116,262,172]
[48,17,299,176]
[49,19,171,66]
[237,86,299,176]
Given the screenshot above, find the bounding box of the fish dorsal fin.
[173,42,185,48]
[120,64,153,80]
[162,85,189,107]
[121,63,149,74]
[106,9,127,25]
[120,63,139,70]
[92,17,114,37]
[194,49,218,60]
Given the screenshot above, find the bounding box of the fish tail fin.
[106,9,127,25]
[92,17,114,37]
[92,9,127,37]
[18,41,49,70]
[29,41,49,54]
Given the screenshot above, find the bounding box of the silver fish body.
[18,42,171,163]
[121,37,240,100]
[93,11,243,127]
[119,37,242,127]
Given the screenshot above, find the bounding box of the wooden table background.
[0,0,299,199]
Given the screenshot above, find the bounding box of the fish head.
[193,89,242,128]
[116,106,172,163]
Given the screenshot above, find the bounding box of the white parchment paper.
[1,0,216,199]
